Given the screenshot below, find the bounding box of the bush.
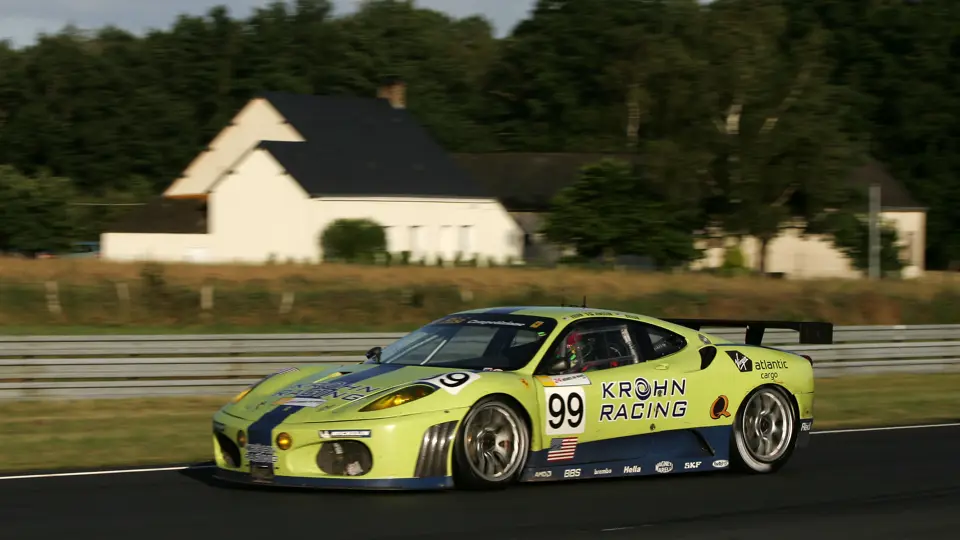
[320,219,387,263]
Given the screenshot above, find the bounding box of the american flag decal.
[546,437,578,461]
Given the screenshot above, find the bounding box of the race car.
[211,306,832,490]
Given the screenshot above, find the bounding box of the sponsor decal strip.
[319,429,372,439]
[520,456,728,483]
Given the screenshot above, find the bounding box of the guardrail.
[1,325,958,400]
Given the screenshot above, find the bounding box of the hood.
[222,362,480,422]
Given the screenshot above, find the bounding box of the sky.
[0,0,537,48]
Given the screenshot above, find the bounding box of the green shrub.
[320,219,386,263]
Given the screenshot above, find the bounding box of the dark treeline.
[0,0,958,269]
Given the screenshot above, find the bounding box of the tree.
[824,211,905,276]
[700,0,865,273]
[320,218,387,262]
[781,0,960,269]
[0,166,78,254]
[542,159,701,268]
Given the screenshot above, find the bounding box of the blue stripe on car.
[246,364,405,447]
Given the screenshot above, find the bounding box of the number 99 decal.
[544,387,586,435]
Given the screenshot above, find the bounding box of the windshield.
[373,314,557,371]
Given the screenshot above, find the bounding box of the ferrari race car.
[211,306,833,490]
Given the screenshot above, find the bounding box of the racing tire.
[730,385,798,474]
[452,396,530,490]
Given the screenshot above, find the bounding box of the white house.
[454,154,927,279]
[102,82,524,264]
[690,162,927,279]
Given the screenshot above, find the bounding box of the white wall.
[312,196,524,264]
[692,210,927,279]
[163,98,303,198]
[207,149,316,263]
[882,211,926,278]
[101,233,212,262]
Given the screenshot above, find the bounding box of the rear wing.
[662,318,833,345]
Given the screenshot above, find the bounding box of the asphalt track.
[2,425,959,540]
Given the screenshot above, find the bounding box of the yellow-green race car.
[211,306,832,490]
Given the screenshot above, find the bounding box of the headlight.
[359,384,437,412]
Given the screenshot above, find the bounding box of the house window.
[459,226,472,255]
[408,226,421,257]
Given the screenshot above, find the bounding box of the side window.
[541,319,641,375]
[641,324,687,360]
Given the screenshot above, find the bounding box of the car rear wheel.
[731,385,798,474]
[452,396,530,490]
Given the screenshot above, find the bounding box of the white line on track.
[0,464,215,481]
[1,422,957,481]
[811,421,960,435]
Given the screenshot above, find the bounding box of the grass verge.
[0,373,957,474]
[1,259,960,331]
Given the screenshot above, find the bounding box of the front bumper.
[211,408,464,491]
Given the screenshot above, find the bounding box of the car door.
[614,320,712,434]
[530,318,658,465]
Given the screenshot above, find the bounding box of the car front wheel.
[452,396,530,490]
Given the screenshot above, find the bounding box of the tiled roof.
[257,92,491,199]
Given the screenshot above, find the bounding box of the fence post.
[116,281,130,321]
[201,285,214,309]
[279,291,295,314]
[45,281,63,317]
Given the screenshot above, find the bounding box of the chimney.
[377,76,406,109]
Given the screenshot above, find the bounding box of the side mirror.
[365,346,382,362]
[546,358,570,375]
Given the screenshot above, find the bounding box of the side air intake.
[414,421,458,478]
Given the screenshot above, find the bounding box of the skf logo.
[684,461,701,470]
